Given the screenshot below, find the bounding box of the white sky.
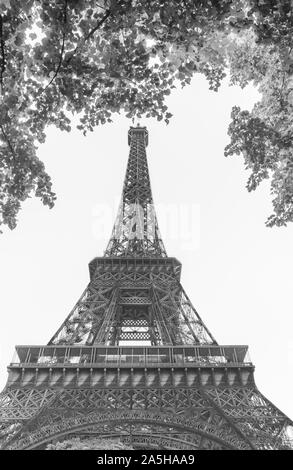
[0,75,292,420]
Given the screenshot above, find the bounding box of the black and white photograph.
[0,0,292,459]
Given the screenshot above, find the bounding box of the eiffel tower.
[1,126,292,450]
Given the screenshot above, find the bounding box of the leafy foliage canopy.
[1,0,293,229]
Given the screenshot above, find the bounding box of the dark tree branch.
[41,3,113,96]
[95,3,108,12]
[0,15,6,95]
[84,9,112,42]
[0,124,16,163]
[65,8,112,65]
[43,0,68,92]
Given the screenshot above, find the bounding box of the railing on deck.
[10,345,252,368]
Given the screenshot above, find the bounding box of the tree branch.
[65,8,112,65]
[0,15,6,95]
[0,124,16,163]
[41,3,112,95]
[43,0,68,92]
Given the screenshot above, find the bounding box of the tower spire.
[104,126,166,258]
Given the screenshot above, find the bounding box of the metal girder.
[104,127,166,258]
[1,377,292,450]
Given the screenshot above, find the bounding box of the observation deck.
[10,344,251,368]
[6,345,255,391]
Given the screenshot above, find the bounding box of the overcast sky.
[0,74,292,420]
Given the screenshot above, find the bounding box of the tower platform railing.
[10,344,252,368]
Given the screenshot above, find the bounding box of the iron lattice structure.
[0,126,292,450]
